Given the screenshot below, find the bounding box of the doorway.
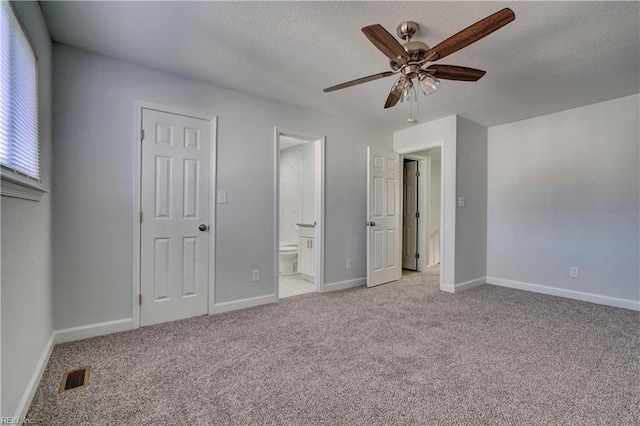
[402,159,419,270]
[366,145,444,290]
[135,105,217,327]
[275,129,325,298]
[402,148,442,276]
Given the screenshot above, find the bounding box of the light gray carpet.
[27,269,640,425]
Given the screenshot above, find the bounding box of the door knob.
[366,221,376,227]
[199,224,208,231]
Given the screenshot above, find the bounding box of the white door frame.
[399,145,445,290]
[401,158,419,270]
[403,154,429,272]
[133,100,217,329]
[274,128,325,296]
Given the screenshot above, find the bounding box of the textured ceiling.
[41,1,639,130]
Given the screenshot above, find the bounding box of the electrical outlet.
[569,267,579,278]
[346,259,352,270]
[252,269,260,282]
[458,196,466,207]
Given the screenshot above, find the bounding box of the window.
[0,1,45,200]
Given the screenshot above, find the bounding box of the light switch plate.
[218,191,227,204]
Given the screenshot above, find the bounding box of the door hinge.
[416,171,420,178]
[415,252,420,259]
[139,294,142,305]
[140,212,143,223]
[141,129,145,141]
[415,212,420,218]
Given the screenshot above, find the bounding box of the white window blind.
[0,1,40,182]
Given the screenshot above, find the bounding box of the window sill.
[1,169,48,201]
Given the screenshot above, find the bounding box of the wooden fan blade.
[362,24,409,62]
[425,65,486,81]
[384,86,402,109]
[323,71,395,93]
[424,8,515,62]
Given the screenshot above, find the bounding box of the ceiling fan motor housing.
[390,40,430,71]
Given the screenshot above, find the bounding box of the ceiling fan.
[323,8,516,110]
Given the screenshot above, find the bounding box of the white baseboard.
[440,277,486,293]
[487,277,640,311]
[322,277,366,292]
[212,294,277,314]
[440,283,455,293]
[54,318,133,344]
[15,334,54,421]
[455,277,486,292]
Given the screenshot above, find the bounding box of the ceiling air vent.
[59,367,90,393]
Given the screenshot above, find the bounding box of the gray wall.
[454,117,488,284]
[52,44,393,330]
[487,95,639,301]
[1,2,53,416]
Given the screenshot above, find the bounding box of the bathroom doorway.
[275,129,325,298]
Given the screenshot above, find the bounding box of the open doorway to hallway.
[402,147,442,278]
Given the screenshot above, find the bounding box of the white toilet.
[279,243,298,275]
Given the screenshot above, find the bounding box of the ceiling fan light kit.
[323,8,516,122]
[398,78,419,123]
[419,73,439,96]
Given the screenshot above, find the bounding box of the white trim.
[401,153,434,272]
[208,117,218,312]
[1,168,47,201]
[322,277,366,292]
[399,156,422,272]
[133,100,217,328]
[440,283,455,293]
[420,157,430,271]
[133,103,142,329]
[14,334,54,421]
[453,277,486,292]
[54,319,133,344]
[212,294,278,314]
[315,137,326,293]
[440,278,484,293]
[274,128,280,299]
[274,128,326,298]
[487,277,640,311]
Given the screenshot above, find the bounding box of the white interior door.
[367,147,402,287]
[140,108,210,326]
[402,160,418,270]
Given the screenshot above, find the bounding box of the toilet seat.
[279,246,298,254]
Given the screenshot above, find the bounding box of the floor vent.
[59,367,90,393]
